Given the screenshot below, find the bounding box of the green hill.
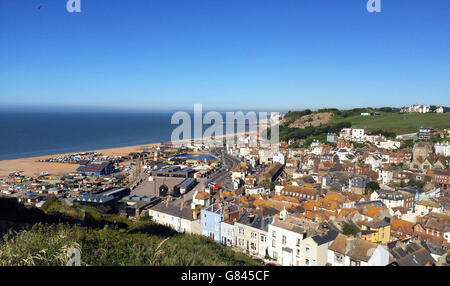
[0,197,258,266]
[279,108,450,143]
[330,112,450,135]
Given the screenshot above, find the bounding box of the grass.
[330,112,450,135]
[278,110,450,142]
[0,197,259,266]
[0,223,258,266]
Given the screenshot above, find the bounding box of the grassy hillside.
[330,112,450,135]
[0,197,258,266]
[278,108,450,143]
[0,223,257,266]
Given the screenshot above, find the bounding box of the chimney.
[248,214,255,224]
[193,210,198,220]
[345,236,356,254]
[223,206,230,221]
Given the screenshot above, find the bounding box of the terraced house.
[234,212,273,258]
[268,210,306,266]
[201,202,240,242]
[149,202,201,235]
[277,185,320,201]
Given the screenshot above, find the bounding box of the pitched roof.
[77,161,112,172]
[390,242,436,266]
[236,212,273,231]
[328,234,379,262]
[362,218,390,229]
[417,200,441,208]
[311,230,339,245]
[271,217,305,234]
[195,191,212,200]
[391,218,414,233]
[150,202,194,221]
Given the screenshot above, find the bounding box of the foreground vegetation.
[0,197,258,266]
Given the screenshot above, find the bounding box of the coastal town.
[1,106,449,267]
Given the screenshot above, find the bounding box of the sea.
[0,110,265,161]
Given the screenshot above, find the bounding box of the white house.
[245,186,270,195]
[268,210,305,266]
[300,231,338,266]
[149,203,201,235]
[370,190,414,210]
[327,234,390,266]
[444,228,450,243]
[191,190,214,210]
[365,154,384,170]
[351,128,365,142]
[220,220,236,247]
[378,168,393,184]
[240,147,251,157]
[272,152,285,165]
[435,142,450,156]
[377,140,401,150]
[415,201,443,217]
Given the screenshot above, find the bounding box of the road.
[208,147,241,191]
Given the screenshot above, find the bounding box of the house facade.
[201,202,240,242]
[327,234,390,266]
[268,211,306,266]
[300,231,338,266]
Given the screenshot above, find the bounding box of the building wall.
[149,210,199,234]
[220,221,235,247]
[200,209,223,242]
[268,224,303,266]
[234,222,265,257]
[301,237,319,266]
[327,250,370,266]
[367,245,390,266]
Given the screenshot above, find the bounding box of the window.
[261,235,267,243]
[272,239,276,247]
[296,249,301,258]
[282,235,287,245]
[350,259,360,266]
[297,239,301,247]
[272,231,276,238]
[305,259,309,265]
[273,251,278,260]
[335,254,344,263]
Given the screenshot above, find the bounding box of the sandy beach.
[0,143,160,177]
[0,130,264,178]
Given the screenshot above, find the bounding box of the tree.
[365,181,380,195]
[408,179,426,188]
[342,222,360,236]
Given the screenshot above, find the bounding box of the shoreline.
[0,130,264,177]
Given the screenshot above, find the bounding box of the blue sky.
[0,0,449,111]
